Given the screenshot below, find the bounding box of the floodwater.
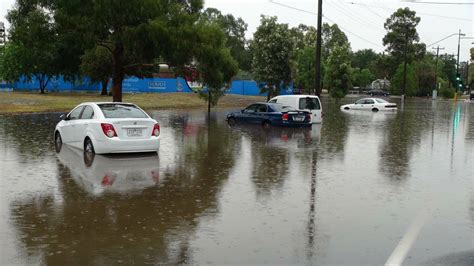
[0,98,472,265]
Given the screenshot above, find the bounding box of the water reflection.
[56,146,160,195]
[379,110,429,180]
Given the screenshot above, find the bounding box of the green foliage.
[200,8,251,71]
[322,23,350,61]
[251,16,293,99]
[4,5,61,93]
[80,46,114,95]
[295,46,316,94]
[43,0,205,101]
[439,54,457,86]
[351,49,381,78]
[194,23,238,111]
[414,54,436,96]
[383,7,425,65]
[352,68,375,89]
[439,86,455,99]
[391,63,417,96]
[324,44,352,100]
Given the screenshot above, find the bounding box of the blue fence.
[227,80,293,96]
[6,76,293,96]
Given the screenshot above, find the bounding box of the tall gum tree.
[383,7,425,95]
[251,16,293,100]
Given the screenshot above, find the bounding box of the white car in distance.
[340,98,397,112]
[54,102,160,154]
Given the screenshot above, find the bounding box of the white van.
[268,95,323,123]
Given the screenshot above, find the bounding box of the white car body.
[340,98,397,112]
[54,102,160,154]
[268,95,323,123]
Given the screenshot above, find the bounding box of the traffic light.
[455,73,462,91]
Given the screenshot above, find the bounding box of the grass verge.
[0,91,266,114]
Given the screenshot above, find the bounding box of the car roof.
[272,95,320,99]
[80,102,137,106]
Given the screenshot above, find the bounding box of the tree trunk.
[101,79,109,96]
[207,90,211,114]
[38,75,49,94]
[112,44,125,102]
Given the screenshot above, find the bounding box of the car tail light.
[282,113,289,121]
[152,123,160,137]
[321,112,325,118]
[306,114,311,121]
[101,123,117,138]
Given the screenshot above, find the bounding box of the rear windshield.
[98,104,148,119]
[270,104,296,112]
[299,97,321,110]
[375,99,388,103]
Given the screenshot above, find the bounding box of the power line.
[427,33,458,47]
[349,2,474,22]
[268,0,383,49]
[268,0,318,16]
[327,1,385,33]
[322,15,383,48]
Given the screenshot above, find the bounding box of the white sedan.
[54,102,160,154]
[340,98,397,112]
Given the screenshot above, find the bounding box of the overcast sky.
[1,0,473,61]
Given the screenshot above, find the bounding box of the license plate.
[293,116,305,122]
[127,129,142,136]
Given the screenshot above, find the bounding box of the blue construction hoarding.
[7,76,293,96]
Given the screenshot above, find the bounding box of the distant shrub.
[439,87,455,99]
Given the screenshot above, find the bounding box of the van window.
[299,97,320,110]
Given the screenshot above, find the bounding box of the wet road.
[0,98,473,265]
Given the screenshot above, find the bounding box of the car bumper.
[93,136,160,154]
[280,122,312,128]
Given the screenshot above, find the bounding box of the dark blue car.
[227,102,311,128]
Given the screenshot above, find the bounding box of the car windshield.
[270,104,296,112]
[375,99,388,103]
[98,104,148,118]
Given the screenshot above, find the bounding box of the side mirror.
[59,113,67,120]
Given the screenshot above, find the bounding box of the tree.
[45,0,204,102]
[324,44,352,100]
[195,23,238,113]
[352,68,375,89]
[295,47,316,94]
[321,23,349,61]
[290,24,317,94]
[391,63,416,96]
[252,16,293,100]
[352,49,379,72]
[80,46,113,95]
[320,23,350,92]
[414,54,436,96]
[201,8,251,71]
[4,5,61,93]
[439,54,457,87]
[383,7,425,95]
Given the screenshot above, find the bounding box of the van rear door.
[298,97,322,123]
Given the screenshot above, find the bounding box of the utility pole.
[314,0,323,96]
[432,46,444,92]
